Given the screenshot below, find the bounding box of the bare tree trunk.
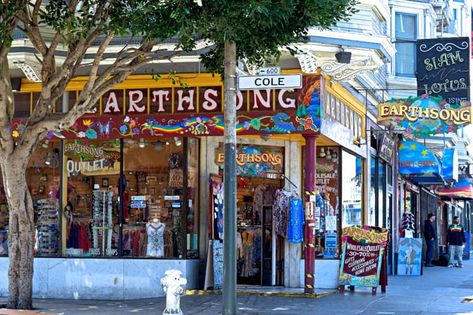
[2,155,35,310]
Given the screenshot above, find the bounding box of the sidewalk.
[1,259,472,314]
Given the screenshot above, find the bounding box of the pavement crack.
[355,295,387,314]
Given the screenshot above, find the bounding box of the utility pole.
[222,40,237,315]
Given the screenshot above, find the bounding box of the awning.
[436,178,473,200]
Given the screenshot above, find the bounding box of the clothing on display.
[122,226,147,256]
[401,212,415,237]
[273,189,291,238]
[67,220,92,253]
[146,221,165,257]
[237,228,262,278]
[287,197,304,243]
[213,183,224,241]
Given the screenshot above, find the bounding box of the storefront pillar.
[303,134,317,294]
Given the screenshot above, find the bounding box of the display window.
[186,137,199,258]
[341,150,363,228]
[213,144,287,285]
[123,138,187,258]
[314,146,340,259]
[369,156,376,227]
[0,141,61,257]
[64,140,121,257]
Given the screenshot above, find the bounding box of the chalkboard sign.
[416,37,470,105]
[212,240,223,289]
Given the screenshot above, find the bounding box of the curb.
[185,289,336,299]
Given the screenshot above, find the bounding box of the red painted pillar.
[303,134,317,294]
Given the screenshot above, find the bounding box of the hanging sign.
[441,148,458,182]
[398,141,441,176]
[378,134,395,162]
[377,96,472,137]
[339,226,388,288]
[416,37,470,105]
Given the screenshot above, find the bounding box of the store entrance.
[236,177,283,286]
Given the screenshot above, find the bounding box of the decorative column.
[303,134,317,293]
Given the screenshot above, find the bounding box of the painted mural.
[397,238,422,276]
[11,76,322,140]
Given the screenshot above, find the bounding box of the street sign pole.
[222,40,237,315]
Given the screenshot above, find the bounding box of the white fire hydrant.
[161,269,187,315]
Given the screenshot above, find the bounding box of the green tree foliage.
[193,0,358,72]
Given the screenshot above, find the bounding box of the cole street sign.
[238,74,302,90]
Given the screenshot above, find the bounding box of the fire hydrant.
[161,269,187,315]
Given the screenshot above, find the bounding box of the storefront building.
[377,95,471,274]
[0,72,368,298]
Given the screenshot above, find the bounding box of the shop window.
[0,141,62,257]
[369,156,377,227]
[55,91,77,113]
[64,140,121,257]
[13,92,30,118]
[186,137,199,258]
[378,160,386,227]
[123,138,187,258]
[341,150,363,228]
[315,146,341,259]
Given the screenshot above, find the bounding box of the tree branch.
[81,31,114,96]
[16,10,47,56]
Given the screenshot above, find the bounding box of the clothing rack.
[281,174,298,190]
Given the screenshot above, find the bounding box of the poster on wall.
[339,226,388,288]
[397,238,422,276]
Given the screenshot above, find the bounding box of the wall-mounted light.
[174,137,182,146]
[260,134,272,141]
[139,138,146,148]
[326,149,332,159]
[154,141,164,152]
[332,152,338,162]
[319,148,326,158]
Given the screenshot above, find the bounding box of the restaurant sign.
[12,76,322,140]
[416,37,470,105]
[377,95,471,137]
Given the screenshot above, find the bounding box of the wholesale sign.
[416,37,470,105]
[339,226,388,288]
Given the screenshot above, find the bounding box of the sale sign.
[339,226,388,288]
[342,238,382,278]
